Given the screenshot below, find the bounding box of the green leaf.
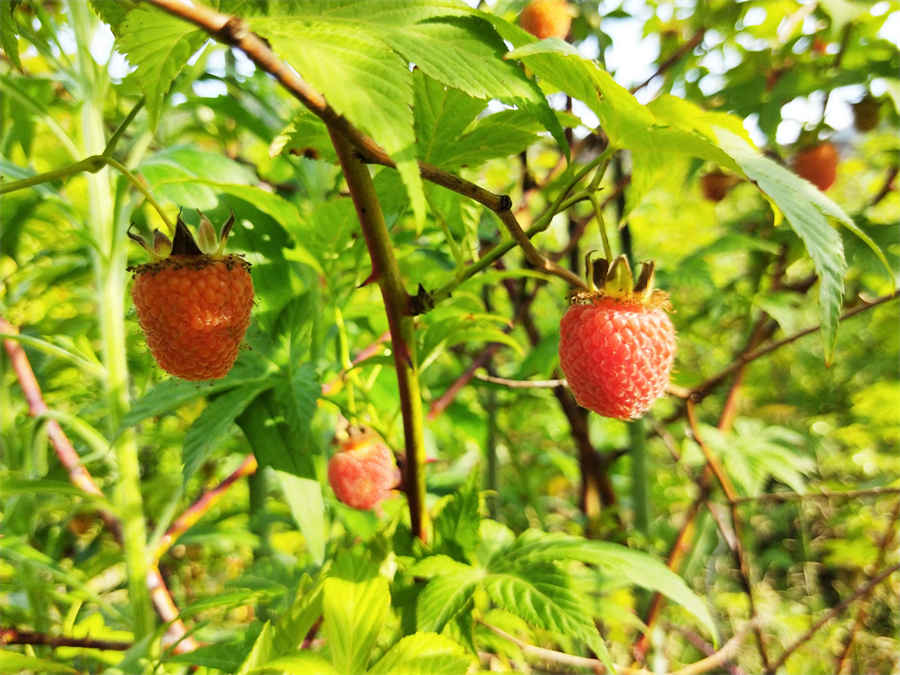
[416,566,485,632]
[484,564,598,647]
[238,394,315,478]
[235,621,275,675]
[247,15,424,227]
[384,16,547,108]
[277,363,320,448]
[712,130,846,362]
[0,650,76,674]
[414,70,486,165]
[276,471,326,566]
[270,108,337,163]
[498,530,719,642]
[0,477,108,504]
[437,110,544,170]
[115,8,208,129]
[0,538,120,618]
[251,653,340,675]
[123,355,270,429]
[182,383,270,485]
[883,78,900,114]
[368,633,474,675]
[433,473,481,554]
[0,4,22,71]
[271,576,325,657]
[322,573,390,675]
[90,0,139,32]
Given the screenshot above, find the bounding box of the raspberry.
[328,429,401,511]
[559,256,676,420]
[129,214,253,381]
[792,141,838,192]
[519,0,572,40]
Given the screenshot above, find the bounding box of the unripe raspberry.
[328,429,401,510]
[519,0,572,40]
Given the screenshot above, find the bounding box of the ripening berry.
[519,0,572,40]
[328,429,401,511]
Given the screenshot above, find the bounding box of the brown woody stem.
[328,129,429,541]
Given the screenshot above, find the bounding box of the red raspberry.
[559,296,675,420]
[129,214,253,381]
[519,0,572,40]
[132,257,253,380]
[792,141,838,192]
[328,430,401,511]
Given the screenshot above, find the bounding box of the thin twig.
[103,96,145,156]
[0,628,131,651]
[484,620,756,675]
[634,314,776,663]
[427,281,541,421]
[154,454,258,562]
[320,331,391,396]
[687,400,771,668]
[497,210,589,290]
[427,343,504,421]
[735,486,900,505]
[474,373,566,388]
[767,562,900,674]
[835,497,900,673]
[685,291,900,402]
[630,29,706,94]
[869,164,898,207]
[1,317,199,654]
[664,623,746,675]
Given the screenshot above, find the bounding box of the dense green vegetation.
[1,1,898,674]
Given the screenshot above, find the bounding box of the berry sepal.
[569,252,670,311]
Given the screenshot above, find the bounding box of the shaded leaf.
[182,383,270,485]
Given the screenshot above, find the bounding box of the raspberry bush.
[1,2,898,674]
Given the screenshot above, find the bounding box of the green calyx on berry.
[570,251,670,311]
[127,211,237,263]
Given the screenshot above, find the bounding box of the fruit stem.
[328,127,430,542]
[589,193,614,261]
[0,153,175,236]
[104,156,175,235]
[334,307,357,415]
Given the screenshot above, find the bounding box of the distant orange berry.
[519,0,572,40]
[792,142,838,192]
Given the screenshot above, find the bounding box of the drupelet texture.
[559,297,676,420]
[131,255,253,381]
